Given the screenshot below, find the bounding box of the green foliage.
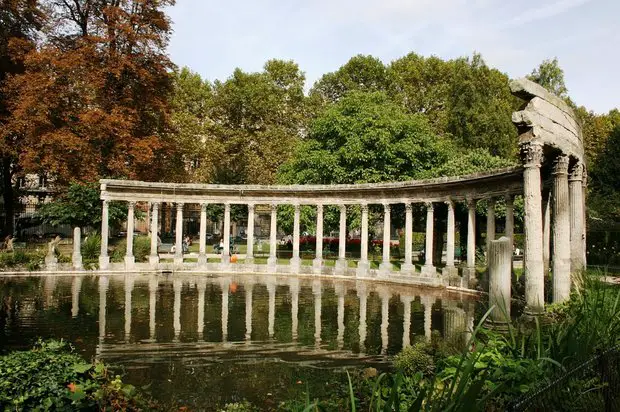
[35,182,131,230]
[527,57,569,99]
[0,340,154,411]
[0,250,44,270]
[219,401,259,411]
[393,342,436,377]
[419,148,517,179]
[81,235,101,260]
[112,236,151,262]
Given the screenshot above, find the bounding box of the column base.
[442,266,459,286]
[124,255,135,270]
[149,254,160,266]
[174,255,184,266]
[335,258,347,273]
[289,257,301,273]
[267,256,277,271]
[421,264,436,277]
[356,261,370,277]
[379,261,392,275]
[72,254,83,270]
[312,258,323,274]
[462,266,477,289]
[245,256,254,265]
[221,254,230,265]
[99,256,110,270]
[400,263,415,275]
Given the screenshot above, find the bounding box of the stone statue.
[45,236,61,270]
[3,236,14,252]
[47,236,61,256]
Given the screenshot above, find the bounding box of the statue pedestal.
[45,255,58,271]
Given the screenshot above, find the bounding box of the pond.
[0,273,477,410]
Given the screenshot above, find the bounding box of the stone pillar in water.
[488,237,512,324]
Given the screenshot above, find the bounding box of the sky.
[166,0,619,114]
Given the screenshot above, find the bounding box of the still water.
[0,273,476,409]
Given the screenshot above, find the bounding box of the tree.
[0,0,44,235]
[527,57,568,99]
[36,182,129,230]
[3,0,176,187]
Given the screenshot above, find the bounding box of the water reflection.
[1,273,477,409]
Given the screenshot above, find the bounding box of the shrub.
[81,235,101,260]
[0,340,155,411]
[393,342,435,377]
[0,251,45,270]
[112,236,151,262]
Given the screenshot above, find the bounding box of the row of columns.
[99,198,516,277]
[91,275,472,352]
[521,143,586,313]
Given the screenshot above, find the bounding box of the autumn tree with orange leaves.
[1,0,176,235]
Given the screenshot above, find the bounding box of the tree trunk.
[1,157,14,237]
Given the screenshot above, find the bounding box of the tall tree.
[3,0,175,188]
[0,0,44,235]
[527,57,568,99]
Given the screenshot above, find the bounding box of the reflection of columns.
[174,203,184,265]
[267,279,276,338]
[198,203,207,265]
[336,205,347,272]
[312,280,322,348]
[552,155,571,303]
[71,276,82,317]
[401,295,413,348]
[99,200,110,270]
[357,204,370,276]
[542,191,551,274]
[290,203,301,271]
[379,204,392,274]
[401,203,414,274]
[245,282,253,341]
[268,204,278,267]
[378,287,390,354]
[422,202,435,276]
[313,204,324,273]
[486,198,496,252]
[289,278,299,341]
[125,202,136,269]
[98,276,109,345]
[421,296,434,341]
[124,274,134,341]
[220,278,230,342]
[173,278,182,341]
[569,163,585,272]
[246,204,255,264]
[148,274,158,340]
[222,203,231,264]
[72,227,82,270]
[521,143,545,314]
[357,283,368,353]
[335,283,346,349]
[150,203,160,266]
[197,277,207,339]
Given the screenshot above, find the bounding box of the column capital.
[316,203,324,212]
[383,203,391,212]
[270,203,278,212]
[425,202,434,210]
[247,203,255,211]
[466,197,477,209]
[552,154,570,175]
[152,202,160,211]
[568,161,584,182]
[102,199,109,207]
[175,202,185,208]
[405,202,413,212]
[360,204,369,213]
[487,197,496,207]
[127,201,136,209]
[520,142,544,168]
[339,204,346,212]
[293,203,301,211]
[504,194,514,205]
[444,199,454,209]
[200,202,208,212]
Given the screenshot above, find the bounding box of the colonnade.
[99,198,517,282]
[88,275,474,353]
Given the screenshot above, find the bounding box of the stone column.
[72,227,82,270]
[312,280,322,348]
[173,278,182,341]
[150,203,160,266]
[582,167,588,267]
[99,200,110,270]
[222,202,231,264]
[148,274,158,341]
[488,237,512,323]
[357,282,368,352]
[505,195,514,242]
[98,276,108,349]
[174,203,184,266]
[290,203,301,271]
[463,198,477,286]
[220,277,230,342]
[486,198,496,252]
[313,204,324,273]
[379,203,392,274]
[125,201,136,269]
[542,190,551,274]
[290,278,299,341]
[335,283,345,349]
[356,204,370,276]
[552,155,571,303]
[197,278,206,339]
[401,295,413,348]
[245,282,253,341]
[569,162,585,272]
[443,200,457,278]
[268,204,278,268]
[267,279,276,338]
[401,203,414,275]
[71,276,82,317]
[195,203,206,266]
[521,143,545,314]
[124,274,134,341]
[421,295,434,341]
[336,204,347,272]
[422,202,435,276]
[246,203,255,264]
[379,287,390,354]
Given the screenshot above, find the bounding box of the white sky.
[166,0,619,114]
